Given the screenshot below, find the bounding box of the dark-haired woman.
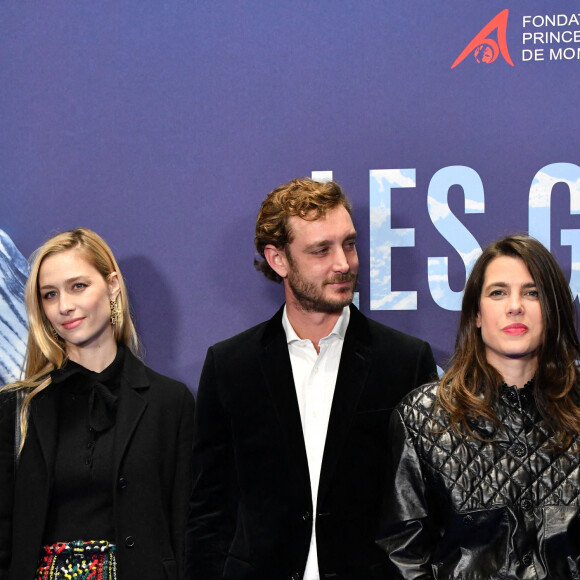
[0,228,194,580]
[378,235,580,579]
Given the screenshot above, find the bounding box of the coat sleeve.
[0,392,16,578]
[170,384,196,579]
[376,408,440,580]
[415,342,438,389]
[185,347,238,579]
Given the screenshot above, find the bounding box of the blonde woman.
[0,228,194,580]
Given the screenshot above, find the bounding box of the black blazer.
[186,305,436,580]
[0,350,195,580]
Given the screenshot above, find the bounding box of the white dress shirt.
[282,305,350,580]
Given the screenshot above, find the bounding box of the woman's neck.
[497,359,536,389]
[66,341,118,373]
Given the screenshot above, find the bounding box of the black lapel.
[113,351,149,476]
[259,306,311,499]
[317,305,371,505]
[30,383,60,474]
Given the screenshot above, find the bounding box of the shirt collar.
[51,343,126,392]
[282,304,350,345]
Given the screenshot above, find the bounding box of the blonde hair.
[3,228,140,452]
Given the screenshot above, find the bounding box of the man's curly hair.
[254,178,352,283]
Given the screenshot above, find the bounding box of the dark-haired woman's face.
[476,256,543,374]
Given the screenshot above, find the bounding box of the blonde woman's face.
[38,249,119,353]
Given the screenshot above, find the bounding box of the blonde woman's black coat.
[0,350,195,580]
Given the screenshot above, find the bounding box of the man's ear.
[264,244,289,279]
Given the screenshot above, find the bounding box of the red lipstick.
[502,323,528,335]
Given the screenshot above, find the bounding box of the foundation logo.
[452,9,514,68]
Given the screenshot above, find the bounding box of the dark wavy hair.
[254,178,352,282]
[438,234,580,450]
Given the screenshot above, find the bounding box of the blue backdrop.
[1,1,578,390]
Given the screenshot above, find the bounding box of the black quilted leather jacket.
[378,381,580,579]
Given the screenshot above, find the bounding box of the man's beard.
[287,270,357,313]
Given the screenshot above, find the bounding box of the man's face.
[283,205,358,313]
